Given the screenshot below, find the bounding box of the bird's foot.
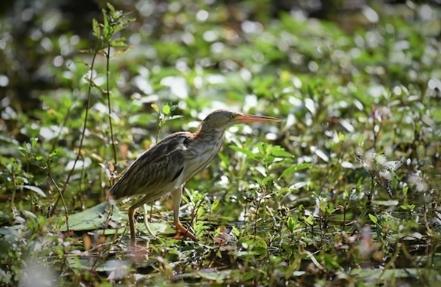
[174,222,197,241]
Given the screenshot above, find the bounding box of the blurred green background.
[0,0,440,286]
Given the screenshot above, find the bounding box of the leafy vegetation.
[1,1,440,286]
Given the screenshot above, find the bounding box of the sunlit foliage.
[0,1,440,285]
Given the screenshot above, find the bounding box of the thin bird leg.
[172,188,197,240]
[143,204,156,239]
[128,194,152,244]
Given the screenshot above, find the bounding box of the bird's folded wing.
[110,149,185,199]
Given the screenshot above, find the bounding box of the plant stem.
[367,107,377,211]
[105,44,118,168]
[10,164,16,212]
[47,160,69,230]
[49,49,98,217]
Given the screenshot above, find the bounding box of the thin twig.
[47,160,70,230]
[367,107,378,211]
[105,44,118,167]
[10,164,16,213]
[49,50,98,217]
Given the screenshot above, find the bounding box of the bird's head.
[201,109,280,130]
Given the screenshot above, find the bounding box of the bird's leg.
[143,204,156,239]
[128,195,151,244]
[172,188,197,240]
[128,205,137,244]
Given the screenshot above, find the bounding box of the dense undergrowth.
[0,1,440,286]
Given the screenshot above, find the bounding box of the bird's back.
[109,132,192,199]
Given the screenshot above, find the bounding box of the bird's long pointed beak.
[235,113,281,124]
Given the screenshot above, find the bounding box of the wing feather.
[110,133,190,199]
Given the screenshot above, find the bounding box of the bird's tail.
[108,178,124,200]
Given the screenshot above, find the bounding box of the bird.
[108,109,279,243]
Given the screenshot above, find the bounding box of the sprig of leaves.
[92,3,134,50]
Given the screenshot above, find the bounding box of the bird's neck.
[194,124,226,142]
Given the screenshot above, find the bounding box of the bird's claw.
[174,224,197,241]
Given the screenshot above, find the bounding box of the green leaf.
[151,103,160,113]
[22,185,46,197]
[372,200,398,206]
[92,19,100,39]
[368,214,378,224]
[111,38,127,48]
[241,235,268,256]
[287,216,298,232]
[281,163,311,179]
[270,145,293,158]
[400,204,415,211]
[198,269,231,282]
[106,3,116,14]
[162,104,171,115]
[128,113,152,125]
[303,215,314,226]
[230,145,258,159]
[102,9,111,41]
[60,202,124,231]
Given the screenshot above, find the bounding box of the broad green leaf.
[60,202,124,231]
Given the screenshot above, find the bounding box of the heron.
[108,110,279,243]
